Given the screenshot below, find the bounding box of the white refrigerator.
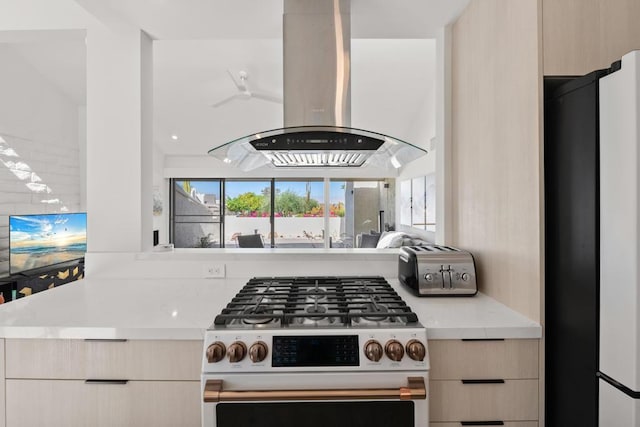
[599,49,640,426]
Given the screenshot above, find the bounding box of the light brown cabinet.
[543,0,640,76]
[6,379,200,427]
[5,338,202,380]
[4,338,203,427]
[429,339,539,426]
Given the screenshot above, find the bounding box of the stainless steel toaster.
[398,245,478,296]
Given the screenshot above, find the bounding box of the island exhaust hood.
[208,0,427,171]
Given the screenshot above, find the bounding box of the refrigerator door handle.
[597,371,640,399]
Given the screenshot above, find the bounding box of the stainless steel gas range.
[201,276,430,427]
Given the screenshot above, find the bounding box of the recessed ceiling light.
[171,134,179,141]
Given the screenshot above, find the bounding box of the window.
[170,178,394,248]
[329,179,392,248]
[171,179,222,248]
[273,180,324,248]
[224,180,271,247]
[399,174,436,232]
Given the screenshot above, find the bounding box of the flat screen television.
[9,212,87,275]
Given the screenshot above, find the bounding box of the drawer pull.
[460,422,504,426]
[461,338,505,342]
[85,379,129,385]
[84,339,128,342]
[461,379,505,384]
[204,377,426,403]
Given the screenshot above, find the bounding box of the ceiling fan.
[211,69,282,108]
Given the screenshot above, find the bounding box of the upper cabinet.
[543,0,640,75]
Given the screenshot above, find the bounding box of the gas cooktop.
[211,276,420,329]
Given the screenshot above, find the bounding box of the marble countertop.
[0,277,541,340]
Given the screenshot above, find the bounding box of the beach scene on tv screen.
[10,213,87,274]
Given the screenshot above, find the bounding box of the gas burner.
[356,302,390,322]
[242,306,275,325]
[306,304,327,318]
[348,294,381,303]
[303,287,328,302]
[212,276,420,328]
[354,280,374,293]
[294,307,338,326]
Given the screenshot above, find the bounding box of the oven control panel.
[202,328,429,373]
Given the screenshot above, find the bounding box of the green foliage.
[259,186,273,214]
[226,188,324,216]
[275,190,306,216]
[226,192,264,214]
[304,198,319,213]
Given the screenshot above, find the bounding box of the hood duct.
[208,0,427,171]
[283,0,350,128]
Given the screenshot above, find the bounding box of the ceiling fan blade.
[251,92,283,104]
[211,93,245,108]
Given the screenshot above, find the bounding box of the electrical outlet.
[202,263,225,278]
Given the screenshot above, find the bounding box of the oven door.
[202,372,428,427]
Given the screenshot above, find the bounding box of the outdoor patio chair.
[236,234,264,248]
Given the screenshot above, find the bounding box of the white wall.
[0,43,84,277]
[395,27,450,245]
[85,25,154,253]
[153,147,168,245]
[0,1,441,279]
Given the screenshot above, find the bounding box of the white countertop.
[0,277,541,341]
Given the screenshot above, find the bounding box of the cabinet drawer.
[6,379,200,427]
[6,339,202,380]
[431,423,537,427]
[429,379,538,422]
[429,339,538,380]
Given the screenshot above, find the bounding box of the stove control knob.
[405,339,426,362]
[227,341,247,363]
[249,341,269,363]
[206,341,226,363]
[385,339,405,361]
[364,340,384,362]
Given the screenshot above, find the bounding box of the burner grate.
[213,276,419,328]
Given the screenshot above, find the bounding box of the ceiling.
[3,0,470,157]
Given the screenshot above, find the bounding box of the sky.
[183,180,349,204]
[10,213,87,243]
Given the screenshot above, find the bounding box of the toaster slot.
[441,265,452,288]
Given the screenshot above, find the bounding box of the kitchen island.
[0,276,540,340]
[0,276,541,427]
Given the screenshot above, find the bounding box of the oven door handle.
[203,377,426,403]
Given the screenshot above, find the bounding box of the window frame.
[169,177,392,249]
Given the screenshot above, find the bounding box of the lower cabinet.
[428,339,539,426]
[429,379,538,421]
[6,379,200,427]
[4,338,203,427]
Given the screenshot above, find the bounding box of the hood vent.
[208,0,428,171]
[208,125,424,169]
